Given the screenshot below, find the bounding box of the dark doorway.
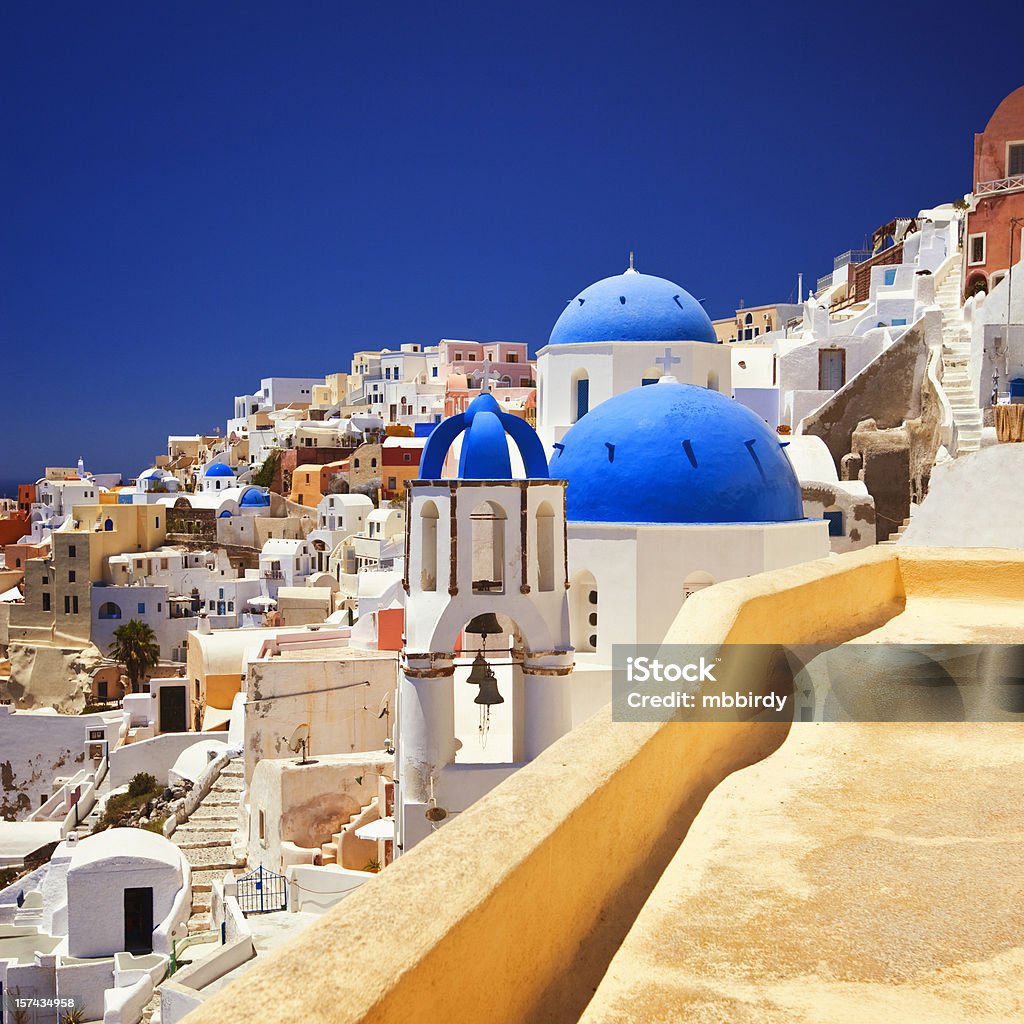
[123,887,153,954]
[159,685,188,733]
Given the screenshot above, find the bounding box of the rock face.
[0,643,102,712]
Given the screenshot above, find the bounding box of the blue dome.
[205,463,235,478]
[548,269,717,346]
[239,488,271,507]
[419,392,549,480]
[553,381,804,525]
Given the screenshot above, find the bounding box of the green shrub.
[128,772,159,798]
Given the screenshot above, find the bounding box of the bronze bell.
[466,652,493,686]
[465,612,502,638]
[474,669,504,706]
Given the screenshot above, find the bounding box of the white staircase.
[935,269,982,455]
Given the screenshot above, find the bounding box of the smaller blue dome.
[419,392,549,480]
[205,463,234,477]
[548,268,717,346]
[239,488,271,507]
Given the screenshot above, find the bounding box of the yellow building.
[6,502,166,646]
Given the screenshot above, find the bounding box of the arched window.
[535,501,555,592]
[471,500,506,594]
[104,518,114,531]
[98,601,122,620]
[683,571,715,602]
[420,500,439,591]
[571,369,589,423]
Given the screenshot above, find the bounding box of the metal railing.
[976,174,1024,195]
[833,249,871,270]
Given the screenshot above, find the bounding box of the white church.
[394,263,830,853]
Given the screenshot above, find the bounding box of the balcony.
[833,249,872,271]
[262,569,284,580]
[976,174,1024,196]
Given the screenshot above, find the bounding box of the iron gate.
[236,864,288,914]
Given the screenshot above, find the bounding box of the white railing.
[976,174,1024,195]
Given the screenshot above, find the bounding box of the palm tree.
[109,619,161,693]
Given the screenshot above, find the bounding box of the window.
[89,728,104,740]
[259,809,266,841]
[884,268,897,286]
[572,372,590,423]
[403,453,411,462]
[69,544,76,558]
[1008,142,1024,177]
[969,233,987,266]
[467,354,476,361]
[14,558,20,568]
[420,501,438,591]
[68,570,76,583]
[42,592,51,611]
[371,458,377,468]
[536,502,555,592]
[72,596,79,614]
[64,596,70,614]
[137,602,145,614]
[42,576,48,584]
[388,476,397,490]
[824,510,845,537]
[157,603,162,612]
[354,458,360,468]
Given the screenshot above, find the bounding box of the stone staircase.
[320,797,379,868]
[935,270,982,455]
[172,758,246,934]
[879,515,913,545]
[141,759,246,1024]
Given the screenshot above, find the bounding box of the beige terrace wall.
[183,547,1023,1024]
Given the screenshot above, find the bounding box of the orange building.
[4,541,48,571]
[289,463,347,506]
[965,86,1024,298]
[17,483,36,515]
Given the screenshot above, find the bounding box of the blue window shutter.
[576,378,589,419]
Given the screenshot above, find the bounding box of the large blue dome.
[204,462,234,478]
[548,269,717,346]
[553,380,804,524]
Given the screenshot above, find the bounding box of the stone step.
[190,868,245,892]
[192,891,212,912]
[188,913,212,933]
[176,834,237,849]
[182,846,243,869]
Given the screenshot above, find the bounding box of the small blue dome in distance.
[548,267,717,346]
[239,488,271,507]
[205,463,235,477]
[554,380,804,525]
[419,392,550,481]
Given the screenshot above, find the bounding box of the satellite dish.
[287,723,314,764]
[425,805,448,823]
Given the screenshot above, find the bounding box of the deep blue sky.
[3,1,1023,488]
